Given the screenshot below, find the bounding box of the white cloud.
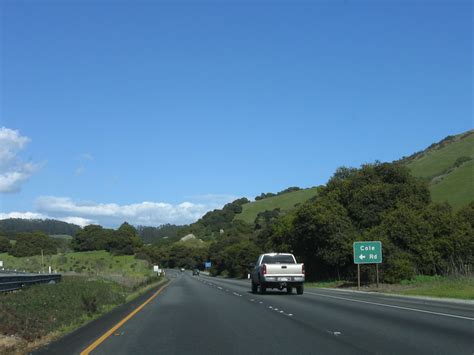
[0,127,41,193]
[59,216,96,227]
[0,212,94,227]
[0,211,48,220]
[0,127,30,166]
[35,196,215,227]
[1,193,236,228]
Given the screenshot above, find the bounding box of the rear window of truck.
[262,255,295,264]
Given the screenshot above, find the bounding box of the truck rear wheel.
[251,281,258,294]
[286,286,293,294]
[260,285,266,294]
[296,285,304,295]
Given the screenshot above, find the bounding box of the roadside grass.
[397,275,474,299]
[0,274,166,354]
[235,187,320,224]
[306,275,474,300]
[0,276,127,341]
[305,280,347,288]
[0,250,153,282]
[125,277,167,302]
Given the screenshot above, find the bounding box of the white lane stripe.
[306,291,474,321]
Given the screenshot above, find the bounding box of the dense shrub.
[453,156,472,168]
[383,254,416,284]
[266,162,471,282]
[72,222,143,255]
[9,232,58,257]
[0,236,11,253]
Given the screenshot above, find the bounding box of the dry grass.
[0,332,60,355]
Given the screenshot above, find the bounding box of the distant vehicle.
[192,269,200,276]
[250,253,305,295]
[180,268,185,272]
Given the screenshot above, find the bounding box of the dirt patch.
[0,334,24,354]
[339,283,416,293]
[0,332,60,355]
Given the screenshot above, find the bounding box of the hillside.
[402,130,474,209]
[235,187,320,224]
[234,131,473,224]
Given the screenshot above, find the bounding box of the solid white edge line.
[306,291,474,321]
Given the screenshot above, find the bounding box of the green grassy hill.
[403,130,474,209]
[235,187,320,224]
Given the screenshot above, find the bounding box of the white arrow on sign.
[359,254,366,260]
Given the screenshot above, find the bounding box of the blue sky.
[0,0,472,227]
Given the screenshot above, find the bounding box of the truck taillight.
[262,264,267,275]
[302,263,305,276]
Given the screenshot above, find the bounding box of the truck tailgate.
[265,264,303,275]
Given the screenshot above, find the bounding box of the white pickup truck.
[250,253,305,295]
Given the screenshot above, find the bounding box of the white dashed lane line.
[196,278,298,319]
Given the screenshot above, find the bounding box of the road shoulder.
[33,278,169,355]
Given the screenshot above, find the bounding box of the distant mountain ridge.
[0,218,81,238]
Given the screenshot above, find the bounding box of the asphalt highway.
[37,269,474,355]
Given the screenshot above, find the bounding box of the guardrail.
[0,269,30,275]
[0,274,62,292]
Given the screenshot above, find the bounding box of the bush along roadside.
[0,274,166,354]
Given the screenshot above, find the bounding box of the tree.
[0,236,11,253]
[255,192,276,200]
[213,240,261,278]
[289,198,357,279]
[136,224,183,244]
[277,187,301,195]
[9,232,58,257]
[71,225,112,251]
[322,162,431,230]
[106,222,143,255]
[451,203,474,273]
[267,162,450,282]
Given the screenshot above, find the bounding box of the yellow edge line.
[80,281,171,355]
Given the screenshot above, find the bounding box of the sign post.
[357,264,360,290]
[376,264,379,287]
[353,241,382,290]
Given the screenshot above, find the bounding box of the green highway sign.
[353,241,382,264]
